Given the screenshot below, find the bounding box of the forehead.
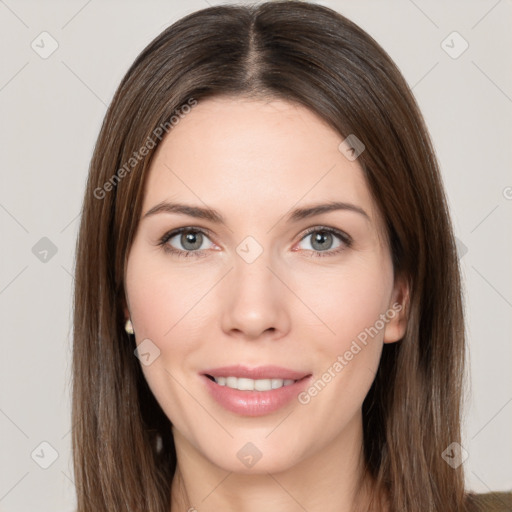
[142,96,384,234]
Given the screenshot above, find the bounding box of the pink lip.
[200,365,312,417]
[202,364,310,381]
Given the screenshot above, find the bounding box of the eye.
[296,226,352,257]
[158,226,352,259]
[158,228,215,257]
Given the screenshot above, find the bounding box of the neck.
[170,412,380,512]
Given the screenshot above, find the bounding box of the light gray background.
[1,1,511,510]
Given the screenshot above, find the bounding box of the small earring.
[125,319,134,335]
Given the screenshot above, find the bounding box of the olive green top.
[465,491,512,511]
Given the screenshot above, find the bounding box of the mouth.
[200,365,312,416]
[204,374,305,391]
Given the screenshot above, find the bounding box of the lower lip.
[201,374,312,417]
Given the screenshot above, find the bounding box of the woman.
[72,1,508,510]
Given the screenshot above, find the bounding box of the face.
[124,96,407,474]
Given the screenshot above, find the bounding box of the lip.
[200,365,312,417]
[202,364,310,381]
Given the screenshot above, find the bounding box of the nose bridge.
[233,245,275,298]
[219,236,290,338]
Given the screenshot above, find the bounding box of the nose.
[219,251,291,341]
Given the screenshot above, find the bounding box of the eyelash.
[157,226,352,259]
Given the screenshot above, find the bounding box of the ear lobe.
[383,276,410,344]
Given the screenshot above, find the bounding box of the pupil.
[312,231,332,251]
[182,231,202,250]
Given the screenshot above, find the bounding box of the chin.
[200,438,307,476]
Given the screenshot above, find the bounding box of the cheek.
[291,254,393,408]
[128,280,177,341]
[125,245,204,343]
[125,250,207,431]
[124,244,213,382]
[295,256,393,351]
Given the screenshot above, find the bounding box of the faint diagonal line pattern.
[470,205,499,233]
[265,410,295,438]
[472,61,512,104]
[61,61,108,106]
[161,366,234,438]
[407,0,439,28]
[0,472,30,502]
[471,397,512,439]
[0,408,29,438]
[163,267,234,336]
[60,416,81,441]
[61,470,75,486]
[471,266,512,308]
[266,266,336,335]
[60,212,80,233]
[164,163,234,234]
[411,62,439,90]
[0,2,508,506]
[266,163,336,234]
[266,473,310,512]
[60,265,74,280]
[0,0,29,28]
[471,0,502,30]
[200,472,232,503]
[0,62,29,92]
[0,265,29,295]
[0,203,29,232]
[61,0,93,29]
[470,472,512,510]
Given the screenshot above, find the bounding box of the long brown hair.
[72,2,472,510]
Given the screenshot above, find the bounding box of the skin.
[124,96,408,512]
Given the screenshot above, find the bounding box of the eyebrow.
[142,200,370,224]
[287,201,370,223]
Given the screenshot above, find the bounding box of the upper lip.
[202,364,311,381]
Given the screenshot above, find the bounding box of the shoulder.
[464,491,512,511]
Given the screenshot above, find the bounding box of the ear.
[383,274,410,344]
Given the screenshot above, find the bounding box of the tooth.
[237,378,255,391]
[271,379,284,389]
[226,376,238,388]
[212,376,298,391]
[254,379,272,391]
